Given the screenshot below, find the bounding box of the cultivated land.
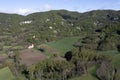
[19,49,47,66]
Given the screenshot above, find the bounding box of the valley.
[0,10,120,80]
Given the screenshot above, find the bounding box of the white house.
[20,20,32,25]
[28,44,34,49]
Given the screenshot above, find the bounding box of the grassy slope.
[0,67,15,80]
[46,37,80,56]
[111,54,120,69]
[37,44,59,57]
[98,50,119,56]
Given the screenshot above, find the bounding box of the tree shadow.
[64,51,72,61]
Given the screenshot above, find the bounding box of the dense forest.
[0,10,120,80]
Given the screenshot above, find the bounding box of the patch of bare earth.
[0,54,8,62]
[19,49,47,66]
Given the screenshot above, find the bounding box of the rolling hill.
[0,10,120,80]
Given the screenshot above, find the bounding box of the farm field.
[0,67,15,80]
[46,37,80,56]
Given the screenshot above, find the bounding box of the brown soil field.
[19,49,47,66]
[0,54,8,62]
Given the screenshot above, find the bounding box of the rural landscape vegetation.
[0,0,120,80]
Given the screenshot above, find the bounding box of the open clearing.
[46,37,80,56]
[19,49,47,66]
[111,54,120,69]
[38,44,59,56]
[0,67,15,80]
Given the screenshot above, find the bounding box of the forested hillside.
[0,10,120,80]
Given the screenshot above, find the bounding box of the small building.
[28,44,34,49]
